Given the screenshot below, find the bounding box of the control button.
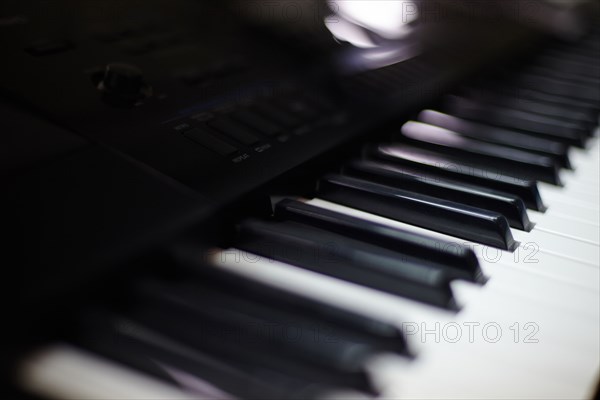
[209,118,261,145]
[302,93,337,112]
[232,110,281,136]
[282,98,320,120]
[176,59,246,86]
[176,68,210,86]
[171,122,192,132]
[96,63,152,107]
[183,127,238,156]
[119,38,156,55]
[90,26,128,42]
[253,102,302,128]
[101,63,144,96]
[26,39,73,56]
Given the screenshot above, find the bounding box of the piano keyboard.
[16,28,599,400]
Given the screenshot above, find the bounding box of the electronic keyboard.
[2,1,599,399]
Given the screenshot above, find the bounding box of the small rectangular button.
[26,39,73,56]
[254,103,302,127]
[119,38,155,55]
[232,110,281,136]
[209,118,261,145]
[183,127,238,156]
[282,98,320,120]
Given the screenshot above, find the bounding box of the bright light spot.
[328,0,419,40]
[325,17,378,48]
[356,45,420,69]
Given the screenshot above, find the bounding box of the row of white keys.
[539,182,599,211]
[520,139,600,250]
[533,152,599,219]
[205,151,600,396]
[212,136,600,397]
[290,136,600,398]
[537,199,599,226]
[510,227,599,266]
[528,210,599,244]
[569,143,599,177]
[300,199,599,398]
[563,148,599,183]
[19,344,368,400]
[208,245,598,399]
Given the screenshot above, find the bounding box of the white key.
[539,183,599,209]
[396,294,598,392]
[18,345,196,400]
[491,244,600,292]
[478,262,600,318]
[370,290,600,399]
[571,137,600,166]
[564,150,599,177]
[564,165,600,182]
[565,160,600,179]
[568,160,600,182]
[560,179,600,198]
[529,210,600,244]
[370,351,596,400]
[541,208,600,227]
[512,228,599,266]
[544,199,600,223]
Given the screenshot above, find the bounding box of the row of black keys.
[73,33,600,398]
[235,33,600,307]
[74,253,403,398]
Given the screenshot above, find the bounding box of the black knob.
[102,63,144,96]
[97,63,152,107]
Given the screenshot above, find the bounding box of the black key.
[535,54,600,78]
[237,219,457,309]
[209,118,261,145]
[274,199,484,283]
[523,64,600,87]
[418,110,572,168]
[475,80,600,115]
[317,174,517,251]
[232,109,282,136]
[26,39,74,56]
[458,87,597,129]
[444,95,587,147]
[138,281,381,379]
[370,144,546,211]
[399,121,562,185]
[173,247,409,353]
[344,159,532,231]
[183,127,238,156]
[77,311,329,400]
[132,280,377,392]
[555,33,600,51]
[511,72,600,103]
[544,48,600,68]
